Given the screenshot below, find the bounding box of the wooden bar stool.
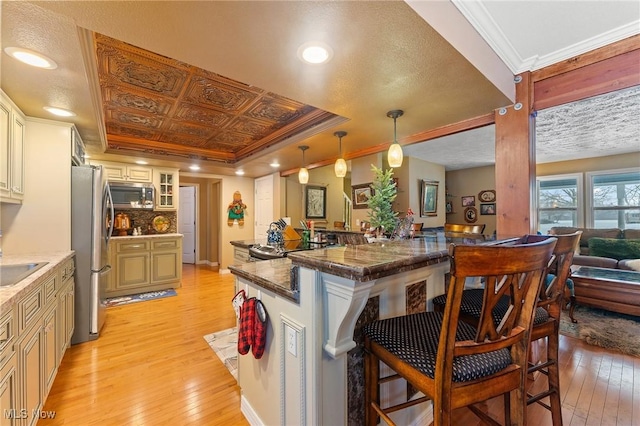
[432,231,581,425]
[363,238,557,425]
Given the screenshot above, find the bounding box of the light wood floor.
[42,265,640,425]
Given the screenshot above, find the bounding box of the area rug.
[204,328,238,380]
[105,289,177,307]
[559,305,640,357]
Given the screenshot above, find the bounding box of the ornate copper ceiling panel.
[95,33,338,164]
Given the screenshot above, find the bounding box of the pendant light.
[298,145,309,184]
[333,131,347,178]
[386,110,404,168]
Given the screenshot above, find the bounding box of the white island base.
[234,260,448,426]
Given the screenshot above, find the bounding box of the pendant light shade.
[333,131,347,178]
[387,110,404,168]
[298,145,309,184]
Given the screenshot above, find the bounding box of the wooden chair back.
[437,238,557,423]
[333,221,345,230]
[444,223,486,234]
[411,223,423,232]
[518,232,581,319]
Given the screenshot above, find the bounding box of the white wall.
[1,118,72,254]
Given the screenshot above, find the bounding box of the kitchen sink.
[0,262,49,287]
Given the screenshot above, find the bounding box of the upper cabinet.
[153,168,179,211]
[0,90,26,203]
[98,162,153,183]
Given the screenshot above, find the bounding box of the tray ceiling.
[95,34,339,164]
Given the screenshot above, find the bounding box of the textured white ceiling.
[407,85,640,171]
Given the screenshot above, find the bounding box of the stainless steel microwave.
[110,182,155,209]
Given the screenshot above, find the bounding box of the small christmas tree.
[367,165,398,235]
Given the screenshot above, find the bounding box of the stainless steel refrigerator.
[71,165,114,344]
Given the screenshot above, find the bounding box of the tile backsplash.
[111,209,177,235]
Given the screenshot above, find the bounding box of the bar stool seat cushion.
[363,311,512,382]
[432,290,550,326]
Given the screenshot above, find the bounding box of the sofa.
[548,226,640,316]
[548,226,640,271]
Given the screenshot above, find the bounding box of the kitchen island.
[229,235,467,426]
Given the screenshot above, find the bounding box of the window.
[536,174,582,234]
[587,169,640,229]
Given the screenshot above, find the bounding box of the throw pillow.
[588,237,640,261]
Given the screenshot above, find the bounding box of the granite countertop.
[229,258,296,301]
[228,234,515,302]
[230,239,267,249]
[0,251,75,309]
[110,233,183,241]
[287,238,452,282]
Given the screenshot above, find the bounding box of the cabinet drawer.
[234,247,249,263]
[0,308,15,365]
[116,241,150,252]
[18,283,43,333]
[61,257,75,283]
[43,273,58,305]
[152,239,180,250]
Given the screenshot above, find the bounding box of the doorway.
[254,175,274,238]
[179,185,196,264]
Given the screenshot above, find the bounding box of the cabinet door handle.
[155,242,174,247]
[128,244,143,249]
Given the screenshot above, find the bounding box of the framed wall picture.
[461,195,475,207]
[352,183,373,209]
[305,185,327,219]
[420,180,439,217]
[464,206,478,223]
[478,190,496,203]
[480,203,496,215]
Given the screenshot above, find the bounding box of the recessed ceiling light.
[270,161,280,168]
[4,47,57,69]
[135,160,148,165]
[43,106,76,117]
[189,165,200,171]
[235,170,245,176]
[297,42,333,64]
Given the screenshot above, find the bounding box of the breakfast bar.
[229,235,499,425]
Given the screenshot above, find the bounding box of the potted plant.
[367,165,398,239]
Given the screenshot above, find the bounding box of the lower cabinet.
[107,236,182,297]
[15,322,43,426]
[0,255,75,426]
[0,353,18,426]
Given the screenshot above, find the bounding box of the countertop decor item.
[152,215,171,233]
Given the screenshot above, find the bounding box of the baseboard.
[196,259,219,267]
[241,394,263,426]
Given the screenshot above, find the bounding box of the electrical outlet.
[287,326,297,357]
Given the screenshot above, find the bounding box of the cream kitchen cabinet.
[153,168,179,210]
[0,254,75,426]
[96,161,152,183]
[57,257,75,361]
[107,235,182,297]
[0,90,26,203]
[0,351,18,425]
